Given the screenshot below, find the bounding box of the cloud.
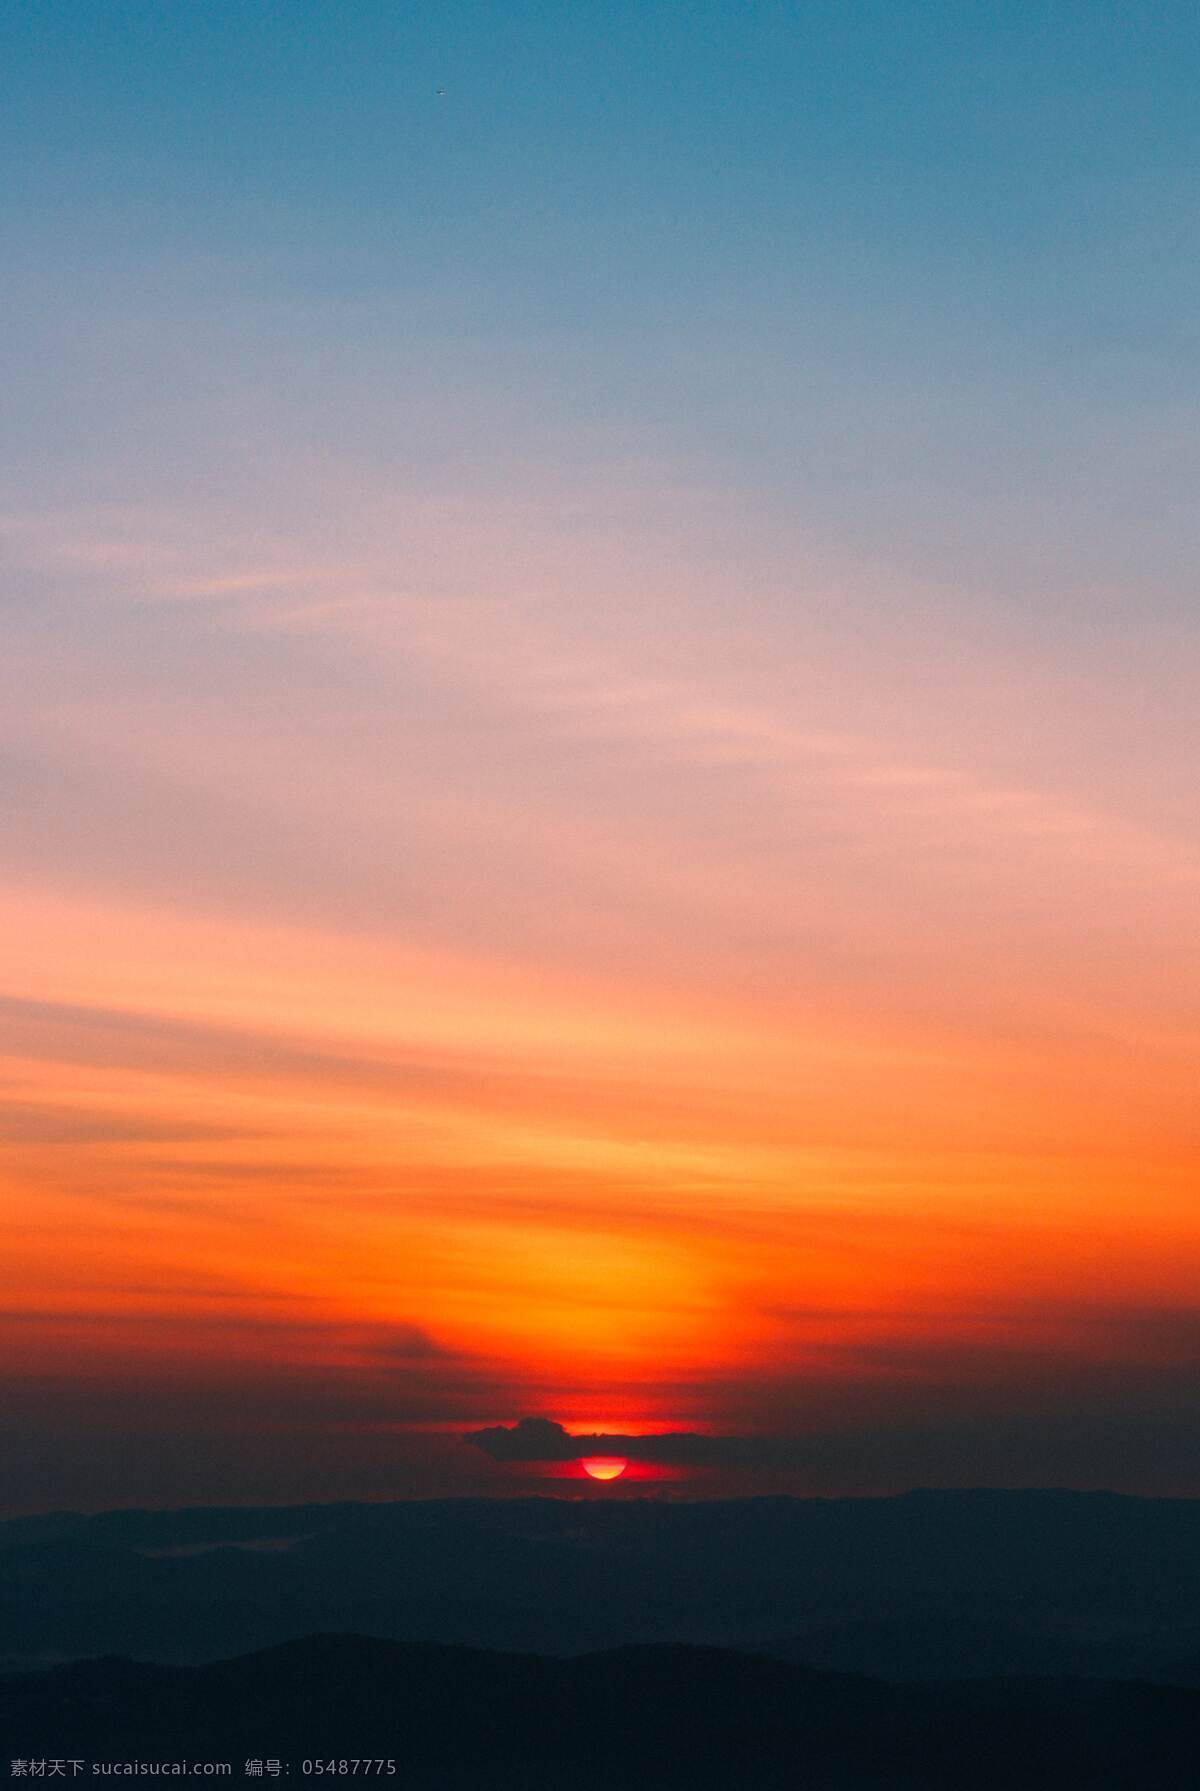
[0,1100,258,1146]
[465,1357,1200,1489]
[464,1416,784,1468]
[464,1415,992,1473]
[466,1418,584,1462]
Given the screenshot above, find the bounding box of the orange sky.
[3,577,1199,1506]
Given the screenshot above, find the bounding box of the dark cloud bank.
[466,1417,841,1469]
[464,1407,1200,1493]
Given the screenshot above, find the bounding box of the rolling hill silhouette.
[5,1490,1200,1676]
[4,1632,1200,1789]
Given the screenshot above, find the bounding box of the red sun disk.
[580,1456,628,1481]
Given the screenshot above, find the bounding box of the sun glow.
[581,1457,628,1481]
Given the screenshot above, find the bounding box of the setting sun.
[581,1458,628,1482]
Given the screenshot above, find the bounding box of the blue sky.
[5,0,1200,622]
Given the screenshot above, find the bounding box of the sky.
[2,0,1199,1513]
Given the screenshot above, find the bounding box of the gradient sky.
[3,0,1199,1513]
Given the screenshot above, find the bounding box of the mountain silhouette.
[6,1490,1200,1675]
[4,1632,1200,1789]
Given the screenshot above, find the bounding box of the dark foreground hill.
[6,1490,1200,1676]
[4,1632,1200,1790]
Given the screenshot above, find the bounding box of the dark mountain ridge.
[4,1631,1200,1789]
[4,1489,1200,1676]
